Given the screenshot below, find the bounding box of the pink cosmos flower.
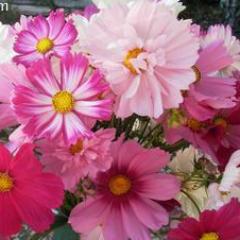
[69,138,180,240]
[202,25,240,75]
[37,129,115,191]
[0,143,64,237]
[79,0,199,118]
[165,105,240,168]
[183,41,236,121]
[14,10,77,66]
[0,63,27,131]
[168,199,240,240]
[203,106,240,169]
[12,53,113,144]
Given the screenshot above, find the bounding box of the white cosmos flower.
[0,22,15,63]
[219,150,240,192]
[169,146,208,218]
[206,183,240,210]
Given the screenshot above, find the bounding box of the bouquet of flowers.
[1,0,240,239]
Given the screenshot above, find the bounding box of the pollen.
[187,118,203,132]
[214,117,228,129]
[123,48,143,74]
[109,175,131,196]
[192,65,202,83]
[0,172,13,192]
[52,91,74,113]
[36,38,54,54]
[69,139,84,155]
[200,232,219,240]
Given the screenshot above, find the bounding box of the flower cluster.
[0,0,240,239]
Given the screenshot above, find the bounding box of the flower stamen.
[52,91,74,113]
[192,65,202,83]
[123,48,143,74]
[0,172,13,192]
[36,38,54,54]
[200,232,219,240]
[109,175,131,196]
[69,139,84,155]
[186,118,203,132]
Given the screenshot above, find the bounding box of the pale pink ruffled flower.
[183,41,236,121]
[12,53,113,144]
[69,138,180,240]
[37,129,115,191]
[79,0,199,118]
[202,25,240,75]
[0,63,27,131]
[0,23,15,63]
[14,10,77,66]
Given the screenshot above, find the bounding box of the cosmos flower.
[202,25,240,75]
[169,146,208,218]
[0,143,64,236]
[168,199,240,240]
[13,10,77,66]
[92,0,185,16]
[183,41,236,121]
[78,0,199,118]
[219,150,240,192]
[0,22,15,63]
[12,53,113,144]
[69,138,180,240]
[38,129,115,191]
[0,63,26,131]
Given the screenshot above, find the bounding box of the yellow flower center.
[214,117,228,129]
[200,232,220,240]
[187,118,203,132]
[69,139,84,155]
[123,48,143,74]
[109,175,131,196]
[192,65,202,83]
[52,91,74,113]
[0,172,13,192]
[36,38,54,54]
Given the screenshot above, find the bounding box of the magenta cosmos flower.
[79,0,199,118]
[69,138,180,240]
[14,10,77,66]
[38,129,115,191]
[183,41,236,121]
[168,199,240,240]
[12,53,112,144]
[0,143,64,237]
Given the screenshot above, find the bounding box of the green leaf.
[53,224,79,240]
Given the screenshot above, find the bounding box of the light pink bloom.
[12,53,113,144]
[0,23,15,63]
[202,25,240,75]
[183,41,236,121]
[80,0,199,118]
[14,10,77,66]
[69,138,180,240]
[37,129,115,191]
[0,63,27,131]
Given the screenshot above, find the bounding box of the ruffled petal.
[48,10,65,40]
